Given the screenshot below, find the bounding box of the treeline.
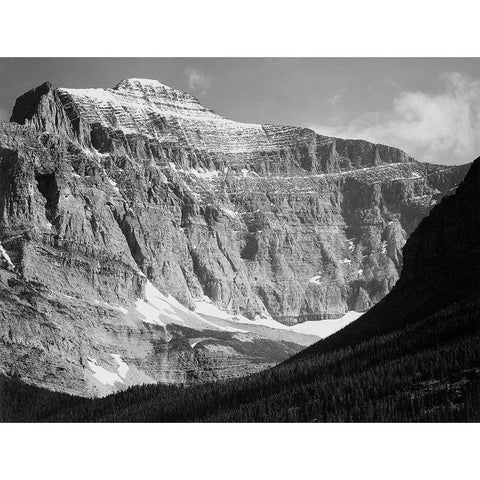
[1,295,479,422]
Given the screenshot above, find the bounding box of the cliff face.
[0,79,469,396]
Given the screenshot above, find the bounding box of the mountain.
[0,78,468,397]
[1,158,478,422]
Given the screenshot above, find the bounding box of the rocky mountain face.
[0,78,469,396]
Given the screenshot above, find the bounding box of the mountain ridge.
[11,78,418,166]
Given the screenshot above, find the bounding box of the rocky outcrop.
[0,78,469,396]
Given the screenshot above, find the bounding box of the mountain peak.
[12,78,418,170]
[114,78,177,93]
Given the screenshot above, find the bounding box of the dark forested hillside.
[1,295,479,422]
[1,159,479,423]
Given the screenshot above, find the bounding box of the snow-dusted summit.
[56,77,306,160]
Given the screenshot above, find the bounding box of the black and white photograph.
[0,2,478,479]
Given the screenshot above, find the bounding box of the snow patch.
[222,207,238,218]
[339,258,352,264]
[111,354,129,379]
[309,275,321,285]
[290,311,363,338]
[107,177,120,194]
[136,284,244,332]
[135,281,186,326]
[104,302,128,314]
[381,241,388,254]
[0,243,15,270]
[87,358,123,386]
[234,311,363,339]
[237,315,293,331]
[193,292,362,340]
[195,295,230,319]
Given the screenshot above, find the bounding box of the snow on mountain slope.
[57,78,304,158]
[289,311,363,337]
[231,310,363,339]
[136,281,246,333]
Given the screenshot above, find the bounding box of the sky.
[1,58,480,165]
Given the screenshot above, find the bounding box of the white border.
[0,1,479,479]
[0,423,478,479]
[0,0,479,57]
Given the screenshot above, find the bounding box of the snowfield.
[135,281,196,326]
[111,354,129,379]
[136,282,245,332]
[87,358,123,386]
[289,311,363,337]
[87,355,130,387]
[194,295,231,319]
[229,310,363,340]
[134,281,362,342]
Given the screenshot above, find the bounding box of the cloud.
[185,68,211,96]
[311,73,480,165]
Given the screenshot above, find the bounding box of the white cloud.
[185,68,211,96]
[311,73,480,165]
